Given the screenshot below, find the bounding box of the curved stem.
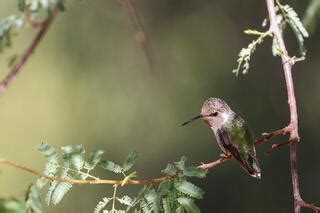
[0,4,60,94]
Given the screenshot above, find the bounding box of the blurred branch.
[266,0,320,212]
[119,0,156,73]
[0,4,61,95]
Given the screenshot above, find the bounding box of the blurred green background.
[0,0,320,212]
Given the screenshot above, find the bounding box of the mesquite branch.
[266,0,320,212]
[0,4,61,94]
[0,127,292,186]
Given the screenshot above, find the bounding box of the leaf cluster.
[233,1,309,75]
[36,143,105,205]
[124,156,207,213]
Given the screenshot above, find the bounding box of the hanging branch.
[265,0,320,212]
[119,0,156,73]
[0,4,61,94]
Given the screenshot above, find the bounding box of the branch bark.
[0,5,60,94]
[265,0,319,212]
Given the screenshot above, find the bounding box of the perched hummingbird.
[182,98,261,179]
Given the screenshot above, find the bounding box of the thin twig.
[267,140,292,154]
[265,0,319,212]
[0,158,180,185]
[119,0,155,73]
[0,5,60,94]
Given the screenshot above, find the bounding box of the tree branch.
[265,0,319,212]
[0,5,60,94]
[119,0,156,73]
[0,158,180,185]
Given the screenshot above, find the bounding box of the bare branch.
[265,0,319,212]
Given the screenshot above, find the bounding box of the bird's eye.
[210,112,218,117]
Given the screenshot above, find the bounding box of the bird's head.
[181,98,233,130]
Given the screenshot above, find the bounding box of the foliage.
[0,0,64,67]
[33,144,207,212]
[275,0,309,56]
[0,184,42,213]
[233,1,309,75]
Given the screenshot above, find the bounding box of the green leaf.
[61,145,73,167]
[37,143,59,188]
[175,181,204,199]
[161,164,177,176]
[117,195,133,206]
[276,2,309,56]
[0,198,26,213]
[122,151,138,172]
[18,0,25,11]
[99,160,123,173]
[51,181,73,205]
[174,156,187,171]
[177,197,200,213]
[25,184,42,213]
[183,166,207,178]
[144,189,160,213]
[45,181,58,206]
[57,1,65,11]
[37,143,58,161]
[94,197,112,213]
[84,149,104,170]
[70,145,85,170]
[232,31,272,75]
[126,185,150,212]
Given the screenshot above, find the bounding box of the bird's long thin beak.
[181,114,203,126]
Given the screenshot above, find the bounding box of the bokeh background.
[0,0,320,212]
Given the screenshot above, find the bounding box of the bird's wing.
[216,116,261,178]
[216,128,245,165]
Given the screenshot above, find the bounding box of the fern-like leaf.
[122,151,138,172]
[174,181,204,199]
[51,180,73,205]
[177,197,200,213]
[25,184,42,213]
[100,160,123,173]
[85,149,104,170]
[94,197,112,213]
[144,189,160,213]
[70,145,85,170]
[37,143,59,188]
[161,164,177,176]
[117,195,134,206]
[277,2,309,55]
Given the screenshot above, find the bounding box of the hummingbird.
[182,98,261,179]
